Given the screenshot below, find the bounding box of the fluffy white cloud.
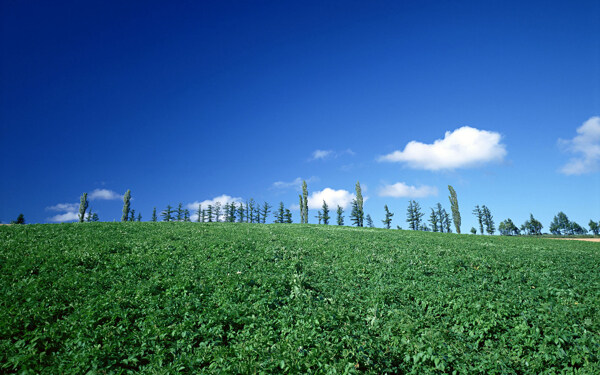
[378,126,506,170]
[187,195,243,212]
[49,211,80,222]
[89,189,123,200]
[306,188,355,209]
[272,176,318,190]
[311,149,333,160]
[559,116,600,175]
[379,182,438,198]
[46,203,79,212]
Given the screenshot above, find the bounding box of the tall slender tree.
[130,209,135,222]
[355,181,364,227]
[298,195,304,224]
[366,214,374,228]
[137,213,142,222]
[482,205,495,235]
[161,205,173,222]
[86,208,93,222]
[337,205,344,226]
[121,190,131,222]
[447,185,461,234]
[275,202,285,223]
[183,209,190,222]
[261,202,271,224]
[322,200,330,225]
[382,205,394,229]
[429,208,439,232]
[284,209,293,223]
[237,203,245,223]
[79,192,88,223]
[315,211,322,224]
[196,205,202,222]
[207,205,213,222]
[435,203,445,233]
[152,207,157,222]
[214,202,222,222]
[406,200,424,230]
[301,180,309,224]
[176,203,184,222]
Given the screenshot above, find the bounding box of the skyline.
[1,1,599,230]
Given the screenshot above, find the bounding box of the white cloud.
[187,195,243,211]
[307,188,355,209]
[271,176,318,190]
[379,182,438,198]
[559,116,600,175]
[49,211,80,222]
[89,189,123,200]
[46,203,79,212]
[311,149,333,160]
[378,126,506,170]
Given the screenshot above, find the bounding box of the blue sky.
[1,1,599,231]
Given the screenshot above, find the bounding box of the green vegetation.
[1,223,599,373]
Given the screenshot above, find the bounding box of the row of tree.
[65,184,600,236]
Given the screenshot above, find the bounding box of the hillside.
[1,223,599,373]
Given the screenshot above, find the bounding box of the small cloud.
[271,176,318,190]
[49,211,80,222]
[378,126,506,170]
[46,203,79,212]
[559,116,600,175]
[311,149,334,160]
[306,188,355,209]
[89,189,123,200]
[187,194,243,211]
[378,182,438,198]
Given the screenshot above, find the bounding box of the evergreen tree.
[79,192,88,223]
[176,203,184,222]
[152,207,157,222]
[482,205,495,235]
[86,208,93,222]
[382,205,394,229]
[237,203,245,223]
[275,202,285,223]
[228,204,236,222]
[473,205,484,234]
[223,203,230,222]
[470,227,477,235]
[443,211,452,233]
[201,210,206,223]
[315,210,322,224]
[429,208,439,232]
[447,185,461,234]
[130,209,135,222]
[196,205,202,223]
[366,214,374,228]
[121,189,131,222]
[337,205,344,226]
[207,205,213,222]
[261,202,272,224]
[161,205,173,222]
[92,213,99,222]
[435,203,445,233]
[137,213,142,222]
[12,213,25,224]
[302,180,309,224]
[284,209,293,223]
[214,202,222,222]
[355,181,364,227]
[589,220,599,235]
[298,195,304,224]
[247,199,256,223]
[322,200,330,225]
[183,209,190,222]
[350,199,361,226]
[406,200,424,230]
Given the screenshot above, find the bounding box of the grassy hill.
[1,223,599,374]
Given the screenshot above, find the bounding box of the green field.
[1,223,599,374]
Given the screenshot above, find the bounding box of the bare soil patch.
[551,238,600,243]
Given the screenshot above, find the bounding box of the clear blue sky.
[1,1,599,232]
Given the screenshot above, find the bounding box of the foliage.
[482,205,495,235]
[352,181,364,227]
[382,205,393,229]
[499,218,520,236]
[301,181,309,224]
[406,200,424,231]
[79,193,88,223]
[337,206,344,226]
[473,205,484,234]
[447,185,461,234]
[152,207,157,222]
[365,214,374,228]
[589,220,599,235]
[121,190,131,222]
[161,205,174,222]
[11,214,25,225]
[521,214,543,235]
[321,201,330,225]
[1,223,598,373]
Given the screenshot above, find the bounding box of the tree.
[447,185,461,234]
[434,203,446,233]
[284,209,293,223]
[366,214,374,228]
[443,210,452,233]
[207,205,214,222]
[152,207,157,222]
[79,192,88,223]
[175,203,184,222]
[350,199,361,227]
[121,190,131,222]
[214,202,222,222]
[261,202,271,224]
[12,214,25,225]
[382,205,394,229]
[86,208,93,222]
[237,203,245,223]
[302,180,309,224]
[315,210,322,224]
[337,205,344,226]
[183,209,190,222]
[137,213,142,222]
[473,205,484,234]
[247,199,256,223]
[161,205,174,222]
[406,200,424,231]
[482,205,495,235]
[196,205,202,223]
[550,212,571,235]
[129,209,135,222]
[429,208,439,232]
[275,202,285,223]
[499,218,519,235]
[589,220,599,235]
[522,214,543,235]
[355,181,364,227]
[322,200,330,225]
[571,222,587,235]
[92,213,99,222]
[470,227,477,235]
